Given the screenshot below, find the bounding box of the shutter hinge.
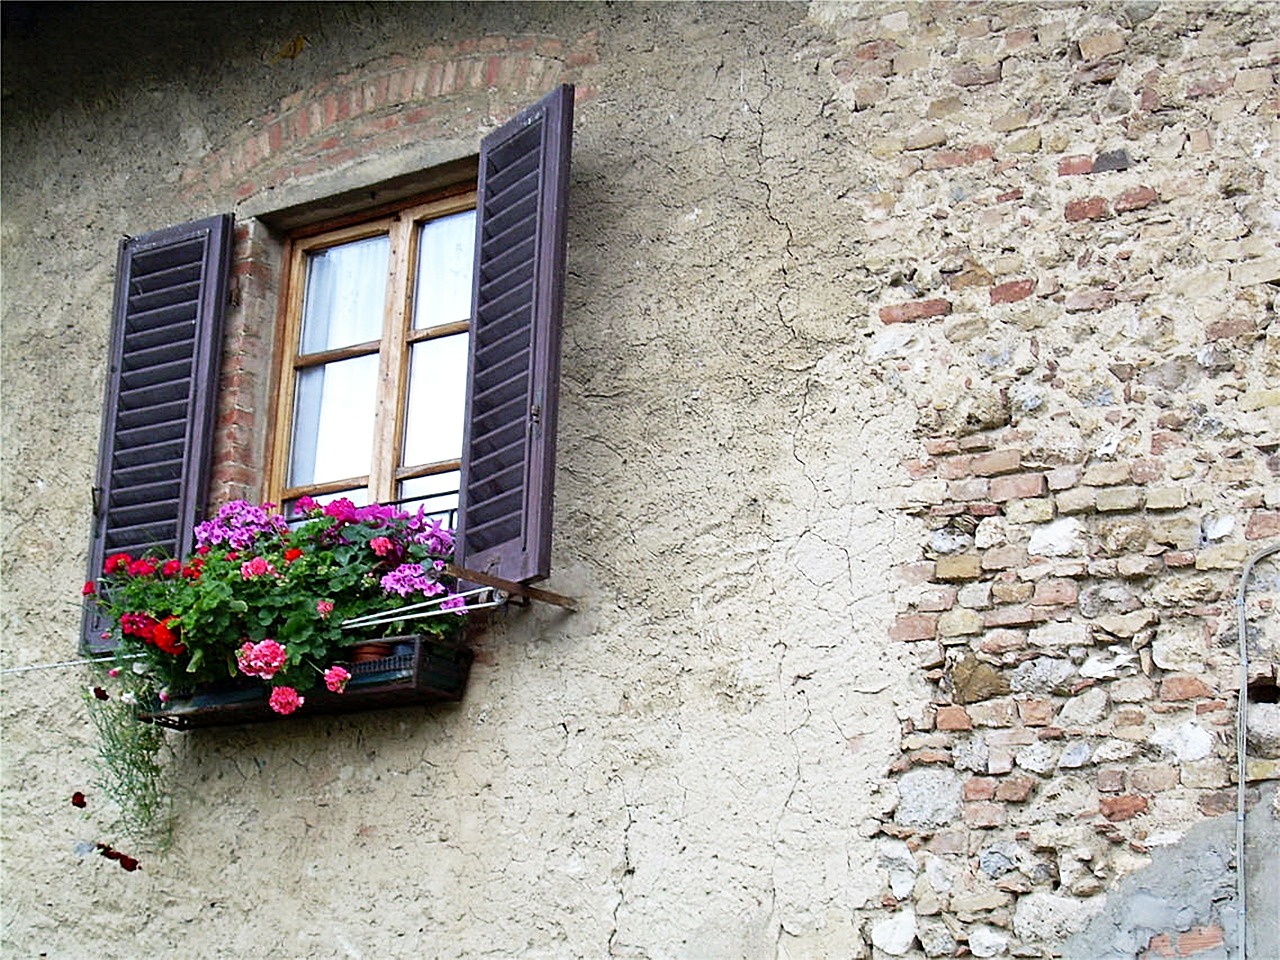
[530,402,542,425]
[91,486,103,532]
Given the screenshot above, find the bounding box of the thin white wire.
[339,586,499,629]
[0,653,145,676]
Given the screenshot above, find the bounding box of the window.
[85,84,574,651]
[270,193,477,523]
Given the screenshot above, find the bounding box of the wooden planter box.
[138,636,472,730]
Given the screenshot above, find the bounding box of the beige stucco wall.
[2,3,1277,957]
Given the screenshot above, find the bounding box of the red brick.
[970,449,1021,476]
[1017,698,1055,726]
[1206,317,1256,341]
[925,438,960,456]
[1246,511,1280,540]
[964,776,997,800]
[1115,185,1159,213]
[996,188,1023,202]
[902,457,935,480]
[890,613,938,642]
[1066,288,1117,312]
[983,605,1041,628]
[910,749,953,765]
[1100,794,1149,821]
[924,144,995,170]
[952,63,1002,87]
[1196,700,1229,714]
[1143,925,1226,959]
[1160,675,1213,700]
[915,587,958,612]
[990,472,1047,501]
[1032,578,1078,606]
[990,278,1036,304]
[1165,551,1196,568]
[1058,155,1094,176]
[1065,196,1111,222]
[1151,431,1185,455]
[937,454,974,479]
[995,774,1036,802]
[963,801,1007,827]
[1096,768,1126,793]
[982,544,1028,570]
[1130,459,1164,484]
[880,298,952,324]
[936,705,974,730]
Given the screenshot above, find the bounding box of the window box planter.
[137,636,472,730]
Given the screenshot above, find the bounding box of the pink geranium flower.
[236,639,288,679]
[369,536,394,556]
[268,686,304,715]
[316,600,334,618]
[240,556,277,580]
[324,665,351,694]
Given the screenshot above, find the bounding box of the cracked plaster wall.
[2,2,1277,958]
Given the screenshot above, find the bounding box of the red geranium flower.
[126,558,157,577]
[149,616,185,656]
[71,792,87,808]
[92,687,109,701]
[283,547,303,563]
[161,559,182,577]
[104,553,132,574]
[82,581,96,596]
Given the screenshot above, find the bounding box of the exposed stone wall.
[801,1,1280,955]
[1,2,1276,958]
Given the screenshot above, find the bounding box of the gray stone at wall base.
[1062,783,1277,959]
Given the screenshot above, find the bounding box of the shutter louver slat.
[457,84,573,584]
[82,214,232,652]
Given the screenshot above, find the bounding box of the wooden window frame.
[266,188,477,512]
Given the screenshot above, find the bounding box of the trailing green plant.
[83,669,172,844]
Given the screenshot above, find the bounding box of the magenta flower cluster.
[380,563,447,598]
[195,500,289,550]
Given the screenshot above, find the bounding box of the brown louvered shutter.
[82,214,232,652]
[456,84,573,584]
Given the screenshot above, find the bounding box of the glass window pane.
[402,333,468,468]
[399,471,460,527]
[301,234,390,353]
[412,210,476,330]
[289,355,379,487]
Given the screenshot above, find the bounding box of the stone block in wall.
[990,473,1047,502]
[936,554,984,580]
[1111,676,1156,702]
[1029,518,1085,556]
[1099,518,1153,553]
[1151,516,1201,549]
[1056,486,1097,514]
[1030,621,1089,648]
[1083,462,1133,486]
[967,698,1016,727]
[1007,498,1054,523]
[991,578,1034,604]
[1195,543,1248,569]
[1153,621,1207,672]
[1117,555,1163,578]
[938,608,984,637]
[1096,486,1145,512]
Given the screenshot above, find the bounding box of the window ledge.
[137,636,472,730]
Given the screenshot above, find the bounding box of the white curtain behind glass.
[301,234,389,352]
[290,234,390,488]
